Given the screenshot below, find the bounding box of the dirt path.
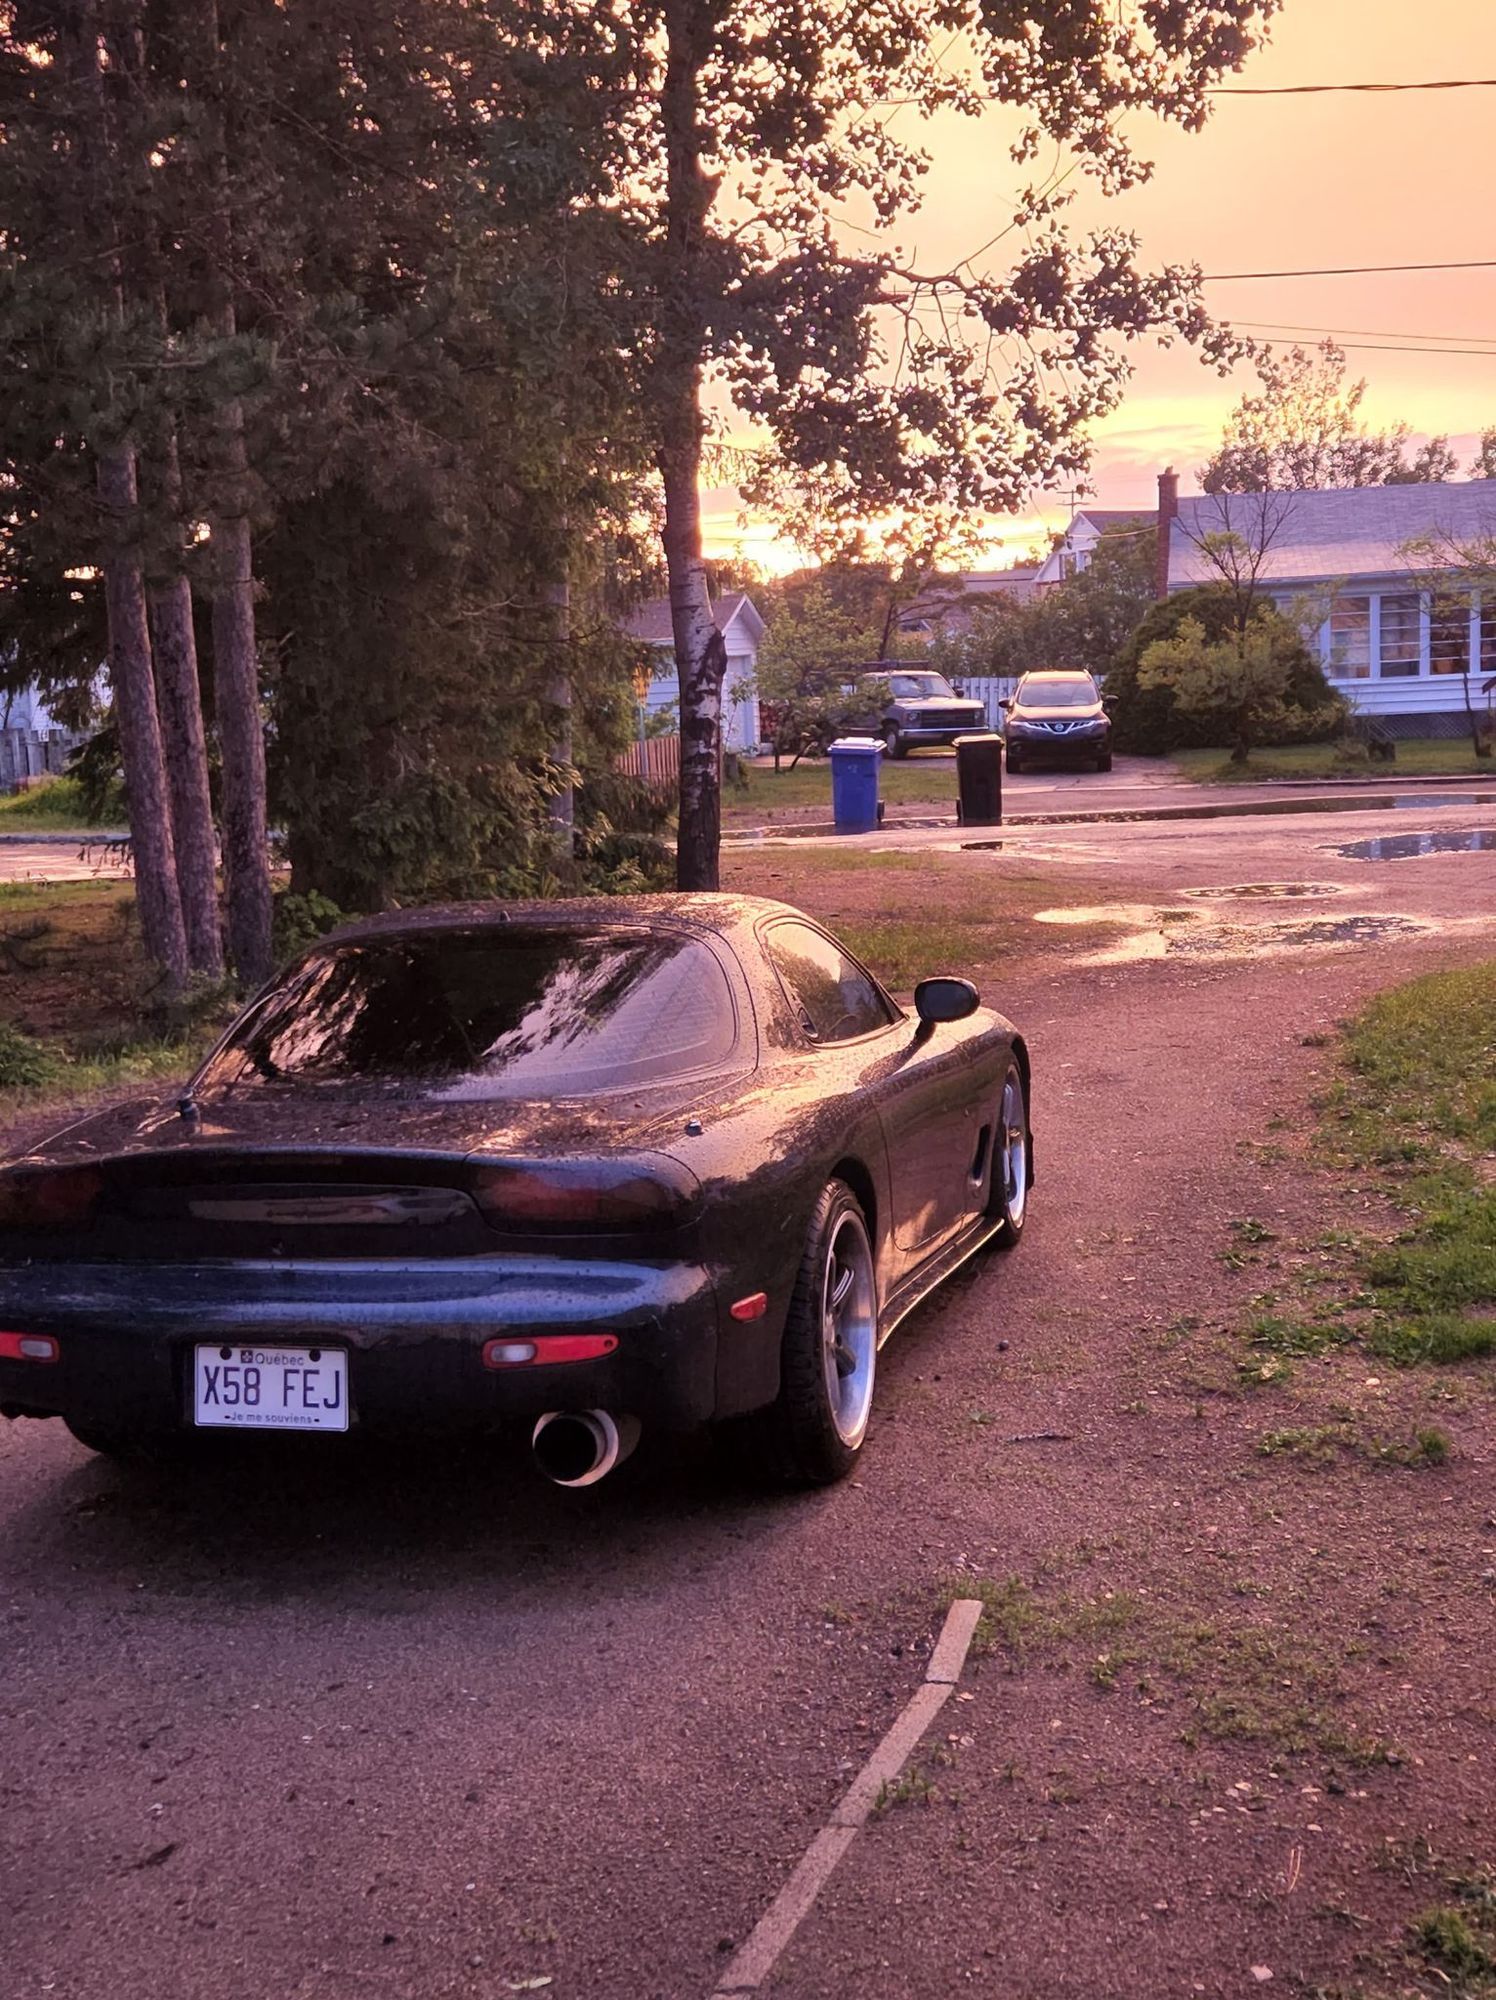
[2,875,1493,1999]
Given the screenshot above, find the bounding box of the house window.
[1480,597,1496,675]
[1329,596,1370,678]
[1378,593,1422,677]
[1429,596,1473,675]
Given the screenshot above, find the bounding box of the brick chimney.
[1155,467,1179,601]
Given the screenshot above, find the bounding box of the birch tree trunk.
[660,0,723,892]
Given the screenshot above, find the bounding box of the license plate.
[193,1343,349,1432]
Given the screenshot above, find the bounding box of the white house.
[1158,474,1496,736]
[1032,509,1154,588]
[622,591,765,751]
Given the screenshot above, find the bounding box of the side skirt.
[876,1216,1005,1348]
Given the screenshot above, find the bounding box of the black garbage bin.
[954,731,1002,826]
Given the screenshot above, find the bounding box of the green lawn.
[1171,738,1496,784]
[0,776,122,830]
[728,753,958,818]
[1241,962,1496,1376]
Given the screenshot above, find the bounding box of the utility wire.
[1210,77,1496,95]
[1253,337,1496,359]
[1235,319,1496,347]
[1203,259,1496,280]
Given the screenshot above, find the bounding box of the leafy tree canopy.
[1202,343,1488,493]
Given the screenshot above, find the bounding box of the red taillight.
[470,1157,699,1231]
[482,1333,619,1369]
[0,1166,103,1229]
[0,1332,59,1363]
[730,1293,768,1322]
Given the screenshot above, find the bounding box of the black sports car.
[0,896,1032,1486]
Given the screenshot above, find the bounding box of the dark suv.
[1001,671,1112,774]
[854,670,986,759]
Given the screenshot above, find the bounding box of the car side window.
[764,922,895,1045]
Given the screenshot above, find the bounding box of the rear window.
[197,928,739,1100]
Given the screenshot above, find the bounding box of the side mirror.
[914,977,980,1026]
[997,699,1011,711]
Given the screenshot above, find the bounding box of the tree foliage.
[1107,588,1343,754]
[1137,615,1345,762]
[1202,343,1478,493]
[929,527,1154,684]
[531,0,1281,885]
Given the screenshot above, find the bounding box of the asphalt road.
[3,800,1495,1999]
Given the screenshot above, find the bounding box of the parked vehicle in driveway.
[0,896,1033,1487]
[854,669,987,758]
[1002,670,1113,773]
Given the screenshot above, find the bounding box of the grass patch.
[1233,963,1496,1382]
[1171,739,1496,784]
[1258,1423,1452,1470]
[942,1575,1139,1661]
[0,776,122,830]
[836,918,1009,988]
[1413,1871,1496,1994]
[726,754,959,818]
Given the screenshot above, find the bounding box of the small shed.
[622,592,765,752]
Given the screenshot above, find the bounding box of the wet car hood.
[11,1068,757,1169]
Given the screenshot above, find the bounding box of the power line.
[1210,77,1496,95]
[1254,337,1496,359]
[1203,259,1496,281]
[1236,319,1496,347]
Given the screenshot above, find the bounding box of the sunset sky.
[705,0,1496,571]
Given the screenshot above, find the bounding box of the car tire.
[1005,748,1022,775]
[882,724,907,761]
[1095,753,1112,772]
[733,1179,879,1486]
[987,1059,1032,1252]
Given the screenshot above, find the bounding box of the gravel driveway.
[3,806,1493,2000]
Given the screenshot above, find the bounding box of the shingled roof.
[1168,480,1496,587]
[622,591,759,646]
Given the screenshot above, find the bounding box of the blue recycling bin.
[828,735,883,834]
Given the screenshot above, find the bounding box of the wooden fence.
[953,676,1020,728]
[614,733,681,790]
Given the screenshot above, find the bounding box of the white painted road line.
[710,1598,984,1998]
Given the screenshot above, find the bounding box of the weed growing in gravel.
[942,1575,1138,1661]
[1257,1423,1452,1470]
[1413,1868,1496,1992]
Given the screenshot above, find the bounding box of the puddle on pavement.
[1083,913,1430,965]
[1180,881,1349,901]
[1334,828,1496,861]
[1033,898,1436,964]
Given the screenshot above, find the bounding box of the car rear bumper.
[0,1253,724,1438]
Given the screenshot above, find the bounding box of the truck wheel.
[882,724,907,761]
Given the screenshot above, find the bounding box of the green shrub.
[0,1022,60,1088]
[1106,586,1343,754]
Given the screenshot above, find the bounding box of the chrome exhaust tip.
[531,1410,640,1487]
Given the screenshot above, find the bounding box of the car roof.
[1019,670,1096,683]
[319,893,815,953]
